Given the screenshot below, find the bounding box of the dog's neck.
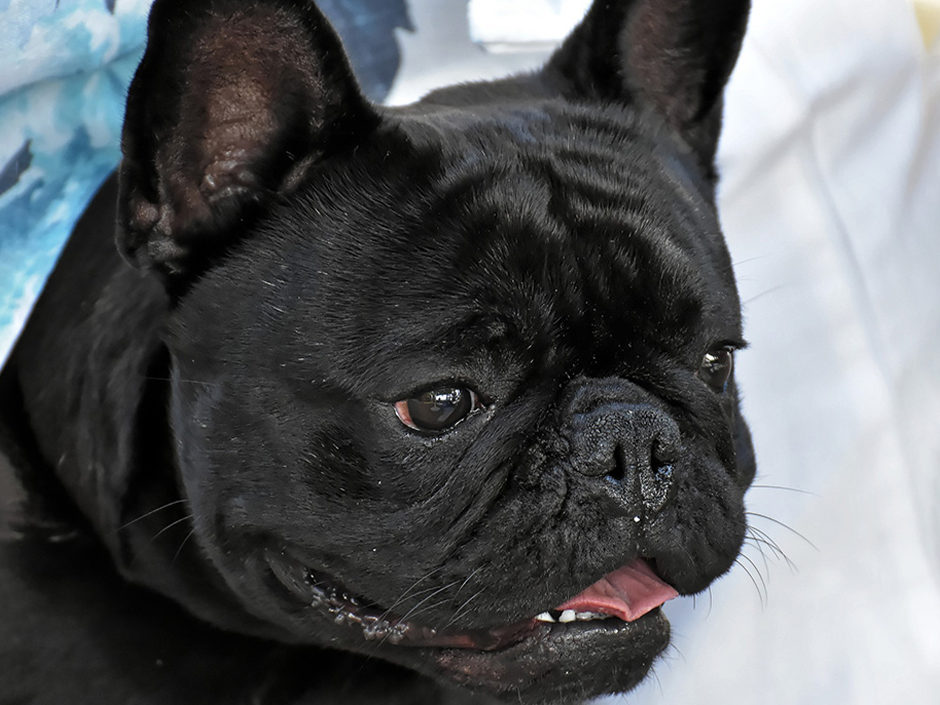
[0,175,276,639]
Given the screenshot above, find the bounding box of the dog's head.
[116,0,754,701]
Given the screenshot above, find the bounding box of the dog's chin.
[422,612,669,704]
[258,550,672,703]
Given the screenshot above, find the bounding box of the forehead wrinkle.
[401,105,725,366]
[459,161,702,332]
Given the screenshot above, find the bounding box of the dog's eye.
[394,387,482,432]
[698,348,734,393]
[394,388,479,432]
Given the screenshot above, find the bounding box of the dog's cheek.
[161,368,295,561]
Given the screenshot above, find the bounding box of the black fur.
[0,1,754,703]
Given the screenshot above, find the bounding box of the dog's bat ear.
[546,0,749,179]
[117,0,378,285]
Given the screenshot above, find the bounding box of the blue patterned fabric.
[317,0,411,102]
[0,0,154,364]
[0,0,409,365]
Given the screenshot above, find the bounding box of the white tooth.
[559,609,577,623]
[576,611,608,621]
[535,612,556,623]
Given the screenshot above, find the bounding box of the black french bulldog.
[0,0,756,703]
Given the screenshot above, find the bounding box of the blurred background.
[2,0,939,702]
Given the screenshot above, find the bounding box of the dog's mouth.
[264,550,678,651]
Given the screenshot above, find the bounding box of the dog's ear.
[117,0,378,284]
[546,0,749,178]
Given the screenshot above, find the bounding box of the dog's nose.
[569,403,680,514]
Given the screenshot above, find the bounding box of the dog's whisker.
[744,536,773,576]
[734,558,765,609]
[746,526,792,567]
[745,529,787,563]
[746,524,787,556]
[440,586,487,632]
[749,483,816,496]
[402,582,450,600]
[140,375,220,388]
[746,512,817,550]
[453,565,485,601]
[378,567,444,622]
[171,528,196,565]
[380,581,454,615]
[740,552,770,606]
[124,513,194,567]
[738,550,769,605]
[409,596,461,633]
[370,586,465,658]
[671,642,687,666]
[744,527,773,562]
[395,580,463,628]
[689,582,715,620]
[746,530,799,573]
[732,254,771,267]
[649,662,666,697]
[115,499,188,532]
[743,283,789,306]
[148,514,194,544]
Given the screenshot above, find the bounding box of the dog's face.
[116,0,754,702]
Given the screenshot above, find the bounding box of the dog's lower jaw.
[417,611,670,705]
[258,549,672,704]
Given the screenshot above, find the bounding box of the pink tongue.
[556,558,679,622]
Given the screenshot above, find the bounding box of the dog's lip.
[264,549,536,649]
[263,549,677,651]
[423,607,671,700]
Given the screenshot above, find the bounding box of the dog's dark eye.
[698,348,734,393]
[394,387,481,432]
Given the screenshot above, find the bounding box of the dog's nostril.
[652,434,679,467]
[640,458,677,514]
[607,443,627,483]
